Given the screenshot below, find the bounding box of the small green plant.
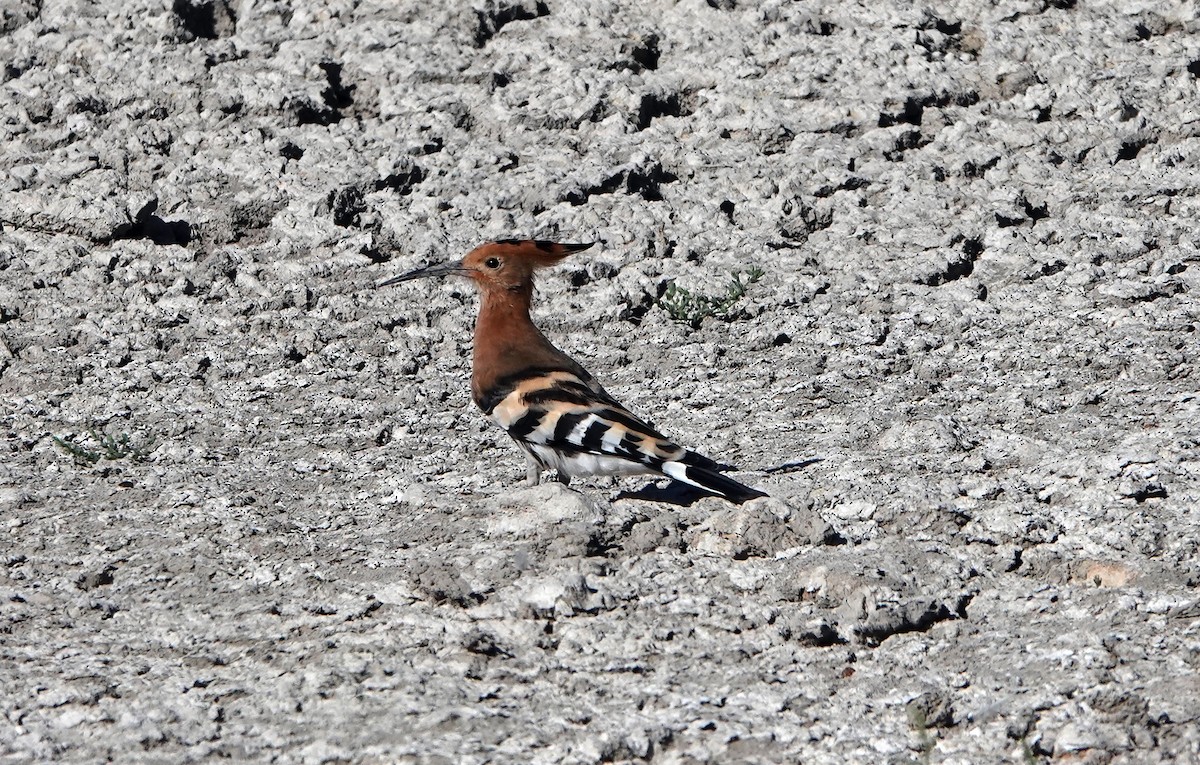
[1019,737,1041,764]
[906,704,936,765]
[53,428,158,466]
[658,267,765,328]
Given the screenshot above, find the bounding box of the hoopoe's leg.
[554,471,571,487]
[525,453,542,486]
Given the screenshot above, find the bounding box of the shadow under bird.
[379,239,767,504]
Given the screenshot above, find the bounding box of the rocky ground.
[2,0,1199,762]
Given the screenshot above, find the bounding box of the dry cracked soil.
[2,0,1199,763]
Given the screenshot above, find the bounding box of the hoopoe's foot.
[525,455,542,486]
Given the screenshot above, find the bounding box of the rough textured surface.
[2,1,1199,762]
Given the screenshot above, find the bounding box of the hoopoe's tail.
[661,457,768,504]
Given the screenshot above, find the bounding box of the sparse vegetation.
[1020,737,1042,764]
[658,266,765,328]
[52,428,158,466]
[907,704,937,765]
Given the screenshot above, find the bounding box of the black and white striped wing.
[480,369,766,502]
[489,370,680,467]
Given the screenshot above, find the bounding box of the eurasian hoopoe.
[380,239,767,504]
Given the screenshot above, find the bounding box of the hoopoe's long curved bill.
[377,261,464,288]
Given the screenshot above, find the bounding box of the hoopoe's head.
[379,240,594,292]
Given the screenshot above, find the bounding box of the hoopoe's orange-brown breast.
[464,240,596,410]
[469,280,590,410]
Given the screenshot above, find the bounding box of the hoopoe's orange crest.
[378,239,594,292]
[461,240,594,292]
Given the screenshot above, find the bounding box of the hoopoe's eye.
[484,257,501,269]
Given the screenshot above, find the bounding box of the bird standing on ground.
[379,239,767,504]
